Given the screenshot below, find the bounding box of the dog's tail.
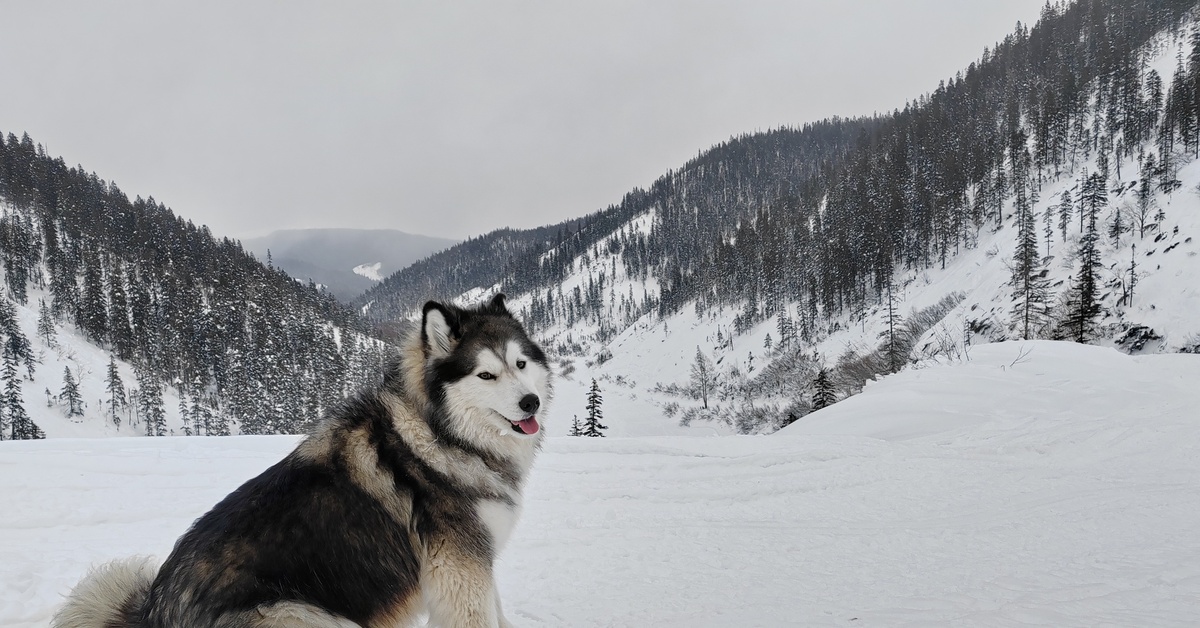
[52,557,157,628]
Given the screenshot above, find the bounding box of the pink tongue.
[516,417,540,435]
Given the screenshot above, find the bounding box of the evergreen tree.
[2,344,20,438]
[583,379,607,437]
[0,297,32,370]
[1135,160,1160,238]
[48,250,79,324]
[775,311,795,352]
[107,259,135,360]
[1010,167,1050,340]
[0,211,34,305]
[3,344,38,439]
[105,355,126,428]
[206,394,230,436]
[36,298,56,348]
[1065,172,1107,343]
[812,368,837,410]
[78,251,108,343]
[689,346,716,409]
[137,364,167,436]
[1057,189,1074,241]
[178,383,193,436]
[879,282,905,373]
[60,366,84,417]
[568,414,582,437]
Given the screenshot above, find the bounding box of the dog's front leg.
[422,541,501,628]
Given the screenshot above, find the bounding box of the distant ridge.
[243,228,455,302]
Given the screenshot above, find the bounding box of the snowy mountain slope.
[469,26,1200,437]
[5,341,1198,627]
[5,286,192,439]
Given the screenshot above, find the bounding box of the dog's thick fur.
[53,294,551,628]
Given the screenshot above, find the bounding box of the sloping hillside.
[0,134,390,440]
[366,1,1200,435]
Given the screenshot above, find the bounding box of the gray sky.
[1,1,1045,241]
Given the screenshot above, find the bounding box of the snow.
[353,262,384,282]
[4,341,1199,626]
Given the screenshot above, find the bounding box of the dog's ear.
[422,301,460,359]
[484,292,510,316]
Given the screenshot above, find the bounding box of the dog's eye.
[477,372,495,380]
[516,360,526,369]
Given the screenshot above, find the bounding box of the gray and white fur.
[52,294,551,628]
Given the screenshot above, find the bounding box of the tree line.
[0,132,391,439]
[360,0,1198,353]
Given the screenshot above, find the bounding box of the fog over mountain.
[243,229,455,302]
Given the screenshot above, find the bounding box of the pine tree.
[1010,173,1050,340]
[78,251,108,343]
[0,298,31,371]
[879,282,905,373]
[689,346,716,409]
[812,368,837,410]
[2,344,21,438]
[583,379,607,437]
[60,366,84,417]
[206,394,230,436]
[1057,189,1074,241]
[1065,172,1107,343]
[775,311,795,352]
[179,385,192,436]
[107,259,135,360]
[36,298,56,348]
[137,364,167,436]
[1135,162,1159,238]
[4,346,38,439]
[568,414,582,437]
[105,355,126,428]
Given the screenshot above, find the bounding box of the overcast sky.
[2,1,1045,241]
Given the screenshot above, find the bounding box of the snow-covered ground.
[4,341,1198,626]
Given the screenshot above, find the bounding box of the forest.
[0,134,389,439]
[361,0,1199,349]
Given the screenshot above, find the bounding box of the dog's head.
[421,294,552,442]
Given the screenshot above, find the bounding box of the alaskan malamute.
[53,294,551,628]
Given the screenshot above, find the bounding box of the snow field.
[3,341,1198,626]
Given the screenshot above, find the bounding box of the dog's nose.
[519,394,540,414]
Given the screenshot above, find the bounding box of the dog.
[53,294,552,628]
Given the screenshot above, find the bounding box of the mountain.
[9,341,1200,626]
[355,119,868,319]
[0,134,391,440]
[356,0,1200,435]
[242,228,455,302]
